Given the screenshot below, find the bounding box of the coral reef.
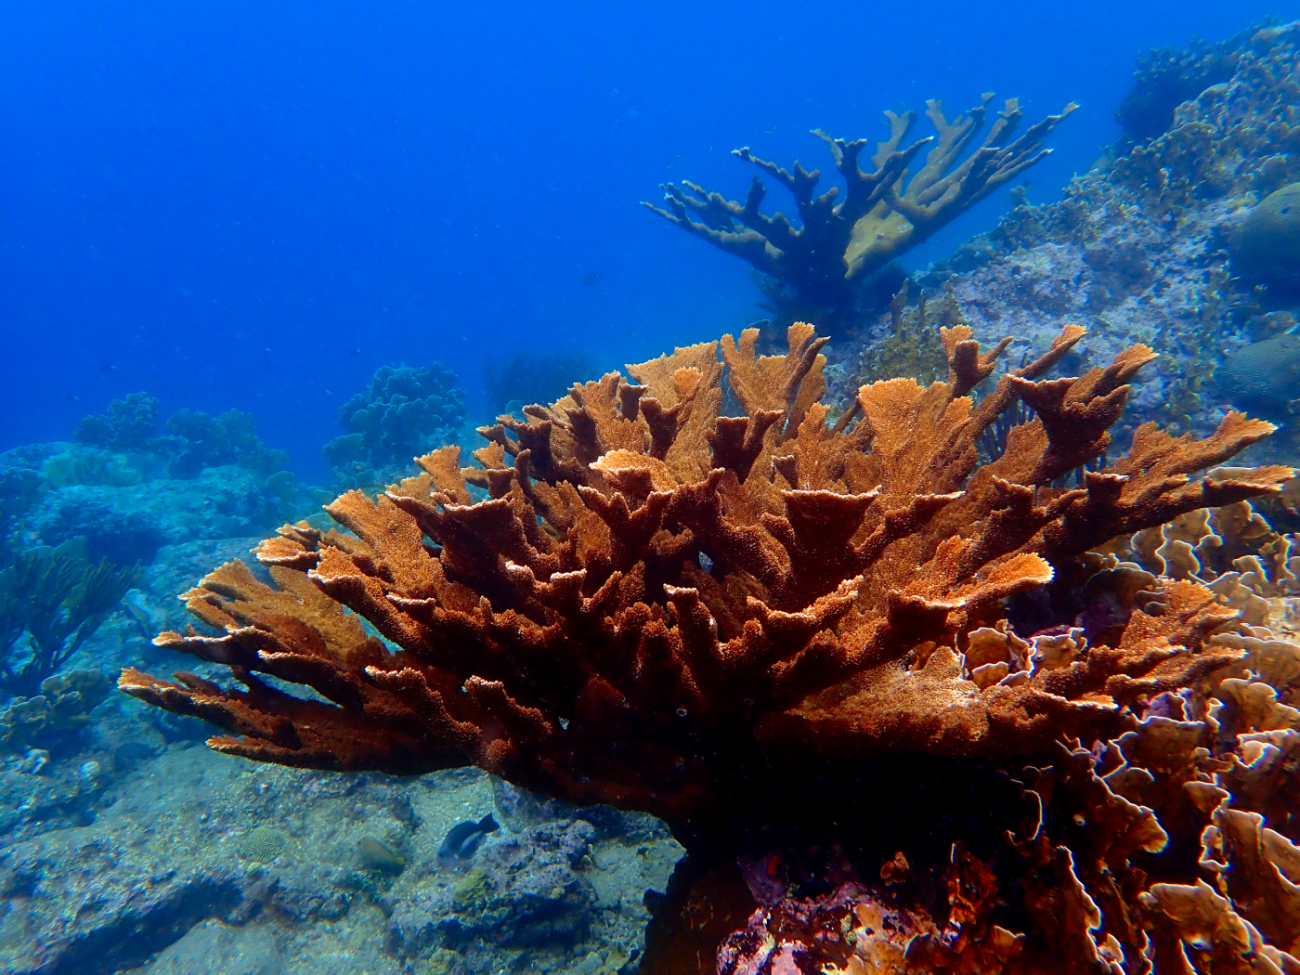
[162,409,288,480]
[645,94,1075,332]
[29,463,300,567]
[75,392,161,452]
[73,394,289,481]
[323,364,467,489]
[7,396,309,566]
[0,669,110,752]
[14,23,1297,974]
[125,323,1284,805]
[0,430,307,568]
[1115,25,1255,145]
[120,320,1297,971]
[1,540,140,697]
[838,21,1300,464]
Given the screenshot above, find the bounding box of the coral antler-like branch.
[122,323,1287,830]
[644,95,1077,329]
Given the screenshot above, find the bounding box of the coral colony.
[123,320,1300,973]
[323,363,468,489]
[645,95,1076,334]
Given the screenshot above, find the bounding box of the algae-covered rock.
[389,820,597,959]
[1231,182,1300,289]
[0,670,111,751]
[144,921,283,975]
[1216,331,1300,421]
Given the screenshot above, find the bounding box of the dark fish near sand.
[438,813,499,865]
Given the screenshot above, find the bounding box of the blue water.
[1,0,1296,481]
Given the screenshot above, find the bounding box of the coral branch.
[122,324,1289,841]
[645,96,1076,329]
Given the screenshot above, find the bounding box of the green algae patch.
[450,866,492,912]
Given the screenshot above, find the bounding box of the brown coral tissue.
[122,323,1300,974]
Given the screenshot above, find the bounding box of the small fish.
[438,813,498,864]
[357,836,406,874]
[119,592,156,639]
[580,270,604,286]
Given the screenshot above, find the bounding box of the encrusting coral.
[645,95,1076,332]
[122,323,1299,973]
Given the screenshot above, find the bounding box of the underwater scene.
[9,2,1300,973]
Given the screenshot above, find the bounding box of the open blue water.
[3,0,1296,480]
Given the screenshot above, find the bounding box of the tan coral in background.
[645,96,1077,330]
